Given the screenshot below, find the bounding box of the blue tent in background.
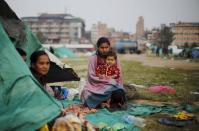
[191,47,199,58]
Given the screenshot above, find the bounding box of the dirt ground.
[119,54,199,70]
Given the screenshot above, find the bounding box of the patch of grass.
[61,56,199,103]
[60,56,199,131]
[121,60,199,102]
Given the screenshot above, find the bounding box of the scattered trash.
[129,83,145,88]
[174,111,194,120]
[123,115,146,127]
[158,111,195,127]
[149,85,176,94]
[190,91,199,95]
[67,88,79,100]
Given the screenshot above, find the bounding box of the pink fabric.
[149,85,176,94]
[85,55,123,92]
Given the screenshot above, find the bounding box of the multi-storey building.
[170,22,199,46]
[91,22,109,44]
[22,13,85,43]
[136,16,144,39]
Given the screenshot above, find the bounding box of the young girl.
[96,50,120,80]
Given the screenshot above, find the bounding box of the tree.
[159,26,174,55]
[191,42,198,48]
[36,31,46,44]
[184,42,189,48]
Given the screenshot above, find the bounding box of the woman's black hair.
[96,37,111,56]
[96,37,110,48]
[30,50,49,64]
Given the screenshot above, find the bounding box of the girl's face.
[106,56,116,66]
[98,43,110,56]
[32,55,50,76]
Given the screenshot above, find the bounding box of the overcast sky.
[5,0,199,33]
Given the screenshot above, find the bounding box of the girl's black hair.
[106,50,117,60]
[30,51,49,64]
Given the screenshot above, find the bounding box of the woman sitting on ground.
[81,37,126,110]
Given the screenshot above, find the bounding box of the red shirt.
[96,64,120,79]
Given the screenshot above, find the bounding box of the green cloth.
[129,104,162,116]
[61,97,81,107]
[128,103,199,116]
[59,99,139,131]
[0,23,62,131]
[128,104,180,116]
[180,103,199,113]
[86,109,139,131]
[60,99,199,131]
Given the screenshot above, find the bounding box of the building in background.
[91,22,109,44]
[136,16,144,40]
[170,22,199,46]
[22,13,85,44]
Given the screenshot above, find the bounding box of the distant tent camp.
[52,46,76,58]
[0,0,78,130]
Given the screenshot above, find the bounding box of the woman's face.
[32,55,50,76]
[98,42,110,56]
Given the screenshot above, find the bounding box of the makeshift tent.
[0,0,78,130]
[46,61,80,83]
[0,22,62,131]
[52,46,76,58]
[191,47,199,58]
[44,49,80,82]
